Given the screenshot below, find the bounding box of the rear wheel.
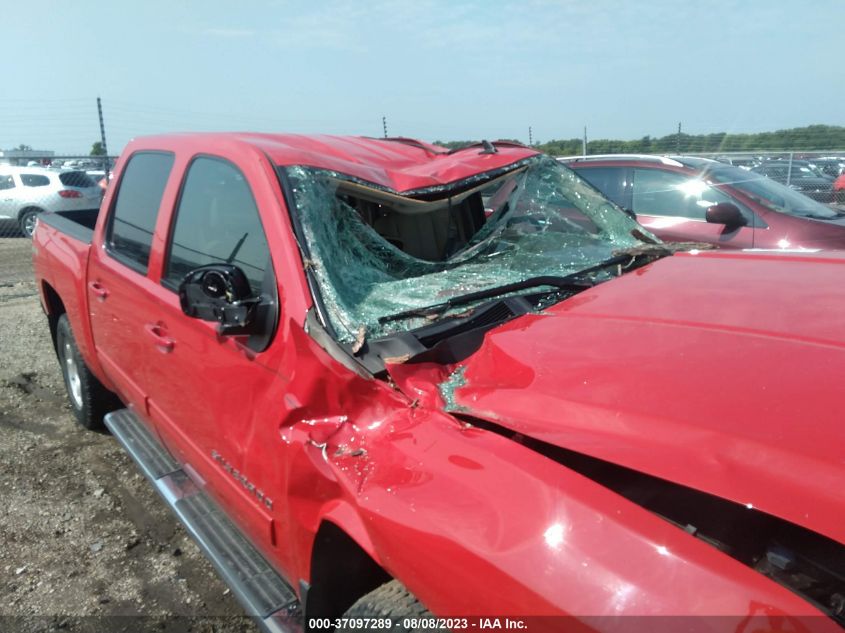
[18,208,40,238]
[342,580,445,632]
[56,314,119,430]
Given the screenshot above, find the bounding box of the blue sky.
[2,0,841,153]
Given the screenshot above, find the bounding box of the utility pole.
[382,116,388,139]
[96,97,109,179]
[528,126,533,146]
[582,126,588,157]
[676,122,682,153]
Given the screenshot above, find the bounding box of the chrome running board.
[105,409,301,633]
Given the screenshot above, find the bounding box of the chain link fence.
[0,154,114,239]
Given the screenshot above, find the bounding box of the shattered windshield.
[284,156,651,344]
[709,165,840,219]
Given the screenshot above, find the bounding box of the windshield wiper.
[804,212,842,220]
[378,255,631,325]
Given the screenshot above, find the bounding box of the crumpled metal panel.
[286,156,646,343]
[421,250,845,546]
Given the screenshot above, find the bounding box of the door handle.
[144,323,175,353]
[88,281,109,301]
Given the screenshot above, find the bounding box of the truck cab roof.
[128,133,540,193]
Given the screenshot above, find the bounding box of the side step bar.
[105,409,302,633]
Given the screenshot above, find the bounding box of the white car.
[0,166,102,237]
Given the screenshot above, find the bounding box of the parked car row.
[713,155,845,179]
[750,160,837,202]
[712,155,763,170]
[0,165,102,236]
[561,154,845,250]
[808,156,845,178]
[53,157,114,171]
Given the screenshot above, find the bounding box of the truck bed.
[37,208,100,244]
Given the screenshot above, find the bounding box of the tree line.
[435,125,845,155]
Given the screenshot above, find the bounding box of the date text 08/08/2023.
[308,617,528,630]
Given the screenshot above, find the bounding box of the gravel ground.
[0,238,258,633]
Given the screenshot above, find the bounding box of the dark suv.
[563,154,845,250]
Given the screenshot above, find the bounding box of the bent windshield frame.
[282,156,653,344]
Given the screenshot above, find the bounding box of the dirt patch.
[0,259,258,631]
[0,239,39,287]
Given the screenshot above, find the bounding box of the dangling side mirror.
[178,264,259,335]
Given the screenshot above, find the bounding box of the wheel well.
[18,206,44,220]
[305,522,390,625]
[42,282,65,352]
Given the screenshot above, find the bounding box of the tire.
[343,580,445,633]
[18,208,40,238]
[55,314,119,430]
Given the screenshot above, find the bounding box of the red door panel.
[87,249,163,412]
[143,293,281,546]
[631,167,757,249]
[637,214,756,249]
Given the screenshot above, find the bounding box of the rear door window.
[59,171,95,188]
[163,156,270,294]
[107,152,175,272]
[0,174,15,190]
[20,174,50,187]
[574,166,628,209]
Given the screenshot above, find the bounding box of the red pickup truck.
[33,133,845,631]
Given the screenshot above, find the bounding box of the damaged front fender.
[312,399,825,620]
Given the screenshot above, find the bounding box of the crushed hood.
[405,250,845,544]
